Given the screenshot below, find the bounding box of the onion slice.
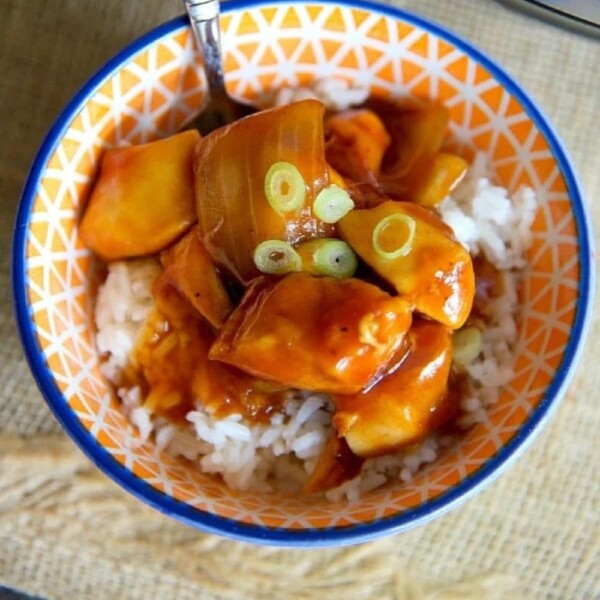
[194,99,331,284]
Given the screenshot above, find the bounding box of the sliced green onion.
[253,240,302,275]
[372,213,416,259]
[452,326,483,367]
[264,162,306,214]
[313,185,355,223]
[297,239,358,279]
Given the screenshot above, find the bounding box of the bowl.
[13,0,594,546]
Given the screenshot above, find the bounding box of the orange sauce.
[122,272,287,425]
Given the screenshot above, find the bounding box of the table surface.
[1,1,598,599]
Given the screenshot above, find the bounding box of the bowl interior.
[17,1,589,541]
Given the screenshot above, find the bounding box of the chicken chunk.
[333,319,455,457]
[160,226,232,329]
[128,273,287,422]
[80,130,199,260]
[209,273,413,394]
[338,201,475,329]
[304,434,364,495]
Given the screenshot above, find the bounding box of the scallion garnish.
[253,240,302,275]
[264,162,306,215]
[312,185,354,223]
[297,239,358,279]
[452,326,483,367]
[372,213,416,259]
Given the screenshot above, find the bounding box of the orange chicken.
[382,152,468,207]
[368,98,450,177]
[209,272,413,394]
[127,273,287,422]
[325,109,391,181]
[160,226,233,329]
[304,435,364,495]
[338,201,475,329]
[80,130,199,260]
[333,319,455,457]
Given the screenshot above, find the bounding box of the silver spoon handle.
[183,0,226,94]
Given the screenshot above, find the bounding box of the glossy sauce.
[80,130,199,261]
[333,318,455,457]
[209,272,413,394]
[338,201,475,329]
[122,273,287,424]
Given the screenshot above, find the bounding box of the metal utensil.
[496,0,600,38]
[183,0,255,135]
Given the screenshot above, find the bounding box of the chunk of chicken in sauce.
[326,99,467,209]
[80,130,199,261]
[370,98,450,177]
[372,99,468,207]
[333,318,456,458]
[304,435,364,495]
[324,108,390,206]
[338,201,475,329]
[160,226,233,330]
[325,109,390,179]
[209,272,413,394]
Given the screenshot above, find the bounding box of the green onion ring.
[452,326,483,367]
[264,162,306,215]
[253,240,302,275]
[312,185,355,223]
[372,213,416,259]
[304,239,358,278]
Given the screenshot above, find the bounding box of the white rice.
[269,79,370,111]
[95,258,161,384]
[94,88,538,499]
[438,152,537,270]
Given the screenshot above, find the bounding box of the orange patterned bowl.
[13,0,594,545]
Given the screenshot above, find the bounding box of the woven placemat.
[1,1,598,598]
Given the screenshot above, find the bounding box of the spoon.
[183,0,255,135]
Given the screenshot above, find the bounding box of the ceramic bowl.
[13,0,594,546]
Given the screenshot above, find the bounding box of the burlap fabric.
[1,1,598,598]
